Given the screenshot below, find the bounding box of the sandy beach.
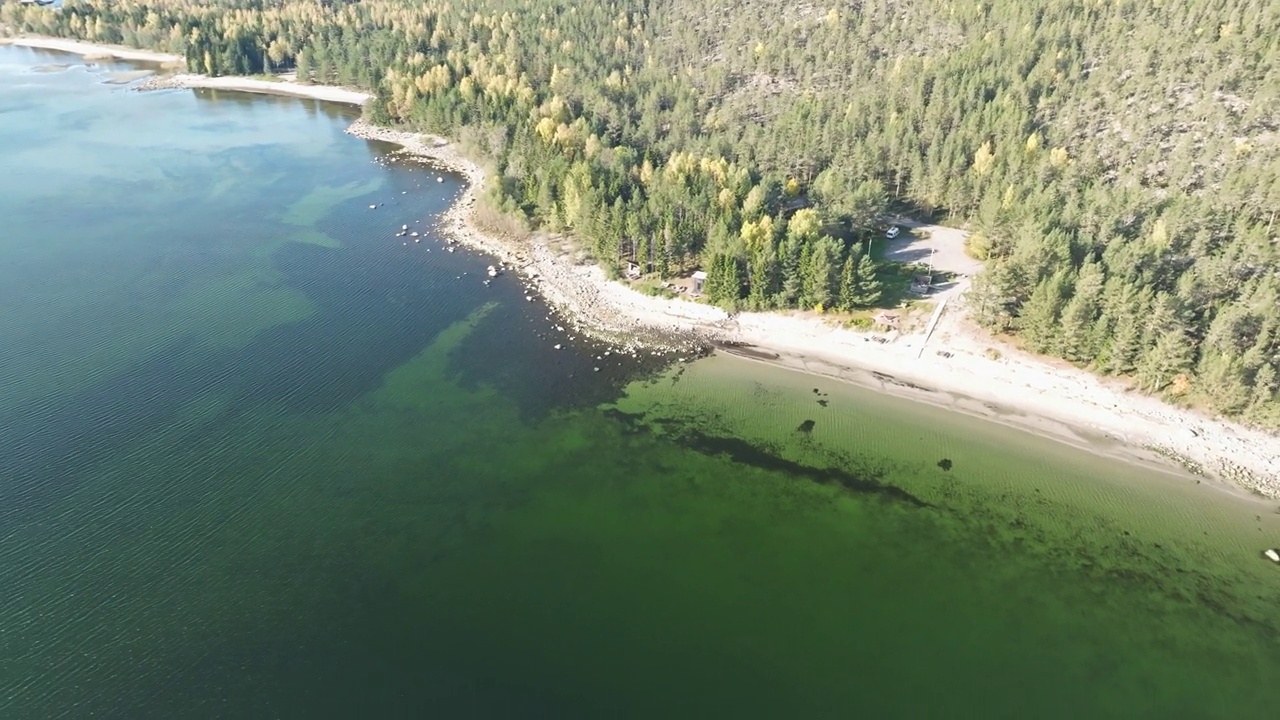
[344,119,1280,500]
[7,33,1277,498]
[2,37,370,103]
[1,36,183,64]
[136,72,370,105]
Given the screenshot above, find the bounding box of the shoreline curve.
[7,36,1278,499]
[342,119,1280,500]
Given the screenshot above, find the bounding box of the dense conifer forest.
[4,0,1278,425]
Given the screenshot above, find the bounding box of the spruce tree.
[747,245,779,309]
[852,252,882,307]
[837,253,858,312]
[779,238,806,308]
[1058,261,1104,362]
[1017,271,1070,353]
[1136,326,1196,394]
[1099,287,1152,375]
[1250,364,1278,416]
[1196,352,1249,414]
[801,236,840,309]
[703,253,743,305]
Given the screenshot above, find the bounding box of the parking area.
[879,217,983,280]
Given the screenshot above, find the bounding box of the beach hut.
[691,270,708,295]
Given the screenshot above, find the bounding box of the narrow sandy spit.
[1,37,369,103]
[1,36,183,64]
[345,119,1280,499]
[136,73,370,105]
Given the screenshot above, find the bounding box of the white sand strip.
[344,119,1280,499]
[138,73,370,105]
[1,36,182,64]
[32,38,1267,495]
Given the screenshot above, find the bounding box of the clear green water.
[1,47,1278,718]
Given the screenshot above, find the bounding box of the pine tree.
[847,180,888,235]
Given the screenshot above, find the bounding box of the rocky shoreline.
[11,37,1278,503]
[344,118,1280,501]
[133,74,184,92]
[344,119,719,356]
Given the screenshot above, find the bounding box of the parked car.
[884,225,901,239]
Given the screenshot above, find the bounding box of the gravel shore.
[345,118,1280,499]
[10,36,1277,500]
[345,119,720,355]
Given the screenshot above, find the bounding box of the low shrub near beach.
[636,281,676,299]
[848,316,872,330]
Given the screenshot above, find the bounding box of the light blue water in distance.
[1,45,1278,718]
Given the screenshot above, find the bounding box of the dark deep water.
[1,46,1278,719]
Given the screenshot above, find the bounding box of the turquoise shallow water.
[1,46,1278,718]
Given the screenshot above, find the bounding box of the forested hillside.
[4,0,1279,425]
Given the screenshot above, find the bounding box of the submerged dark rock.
[679,428,931,508]
[601,407,929,508]
[797,419,816,433]
[937,458,953,471]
